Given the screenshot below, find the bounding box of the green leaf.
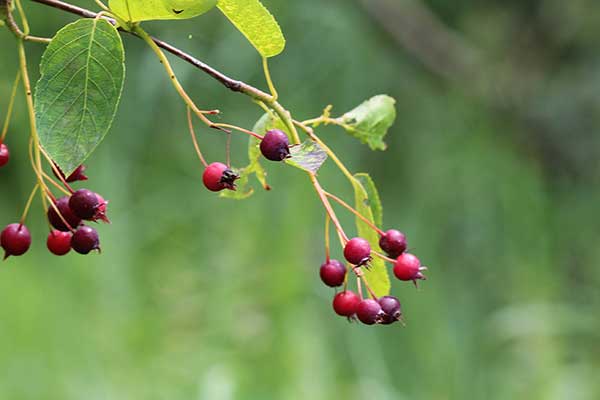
[354,173,382,227]
[109,0,217,22]
[285,140,327,174]
[352,174,390,297]
[217,0,285,58]
[220,167,254,199]
[340,95,397,151]
[35,19,125,175]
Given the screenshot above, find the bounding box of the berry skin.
[1,223,31,259]
[47,196,81,232]
[202,162,239,192]
[47,230,72,256]
[394,253,427,282]
[379,229,407,258]
[71,225,100,255]
[333,290,361,317]
[378,296,402,324]
[343,237,372,266]
[320,259,347,287]
[356,299,384,325]
[0,143,9,167]
[53,164,88,183]
[260,129,290,161]
[69,189,100,220]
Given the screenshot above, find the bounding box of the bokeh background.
[1,0,600,399]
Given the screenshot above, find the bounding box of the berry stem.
[262,57,278,101]
[40,170,71,196]
[310,175,348,243]
[324,214,331,262]
[324,191,385,236]
[19,183,39,224]
[226,131,232,167]
[37,144,76,193]
[213,123,264,140]
[1,70,20,143]
[186,107,209,168]
[356,277,364,300]
[372,250,397,264]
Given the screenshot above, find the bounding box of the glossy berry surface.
[394,253,426,282]
[379,229,407,258]
[260,129,290,161]
[343,237,372,265]
[0,143,9,167]
[53,164,88,183]
[356,299,383,325]
[332,291,361,317]
[69,189,99,219]
[71,225,100,255]
[202,162,239,192]
[320,259,347,287]
[47,196,81,232]
[47,230,72,256]
[378,296,402,324]
[1,223,31,258]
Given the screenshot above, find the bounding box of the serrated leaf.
[352,174,390,297]
[35,19,125,175]
[340,95,397,151]
[285,140,327,174]
[354,173,382,227]
[217,0,285,58]
[109,0,217,22]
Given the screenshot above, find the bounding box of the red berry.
[379,229,407,258]
[1,223,31,259]
[53,164,88,183]
[46,230,72,256]
[47,197,81,232]
[69,189,99,219]
[260,129,290,161]
[356,299,383,325]
[343,237,371,266]
[332,290,361,317]
[202,162,239,192]
[393,253,426,282]
[71,225,100,255]
[0,143,9,167]
[320,259,347,287]
[378,296,402,324]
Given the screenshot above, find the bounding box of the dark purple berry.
[332,291,361,317]
[320,259,347,287]
[53,164,88,183]
[394,253,426,282]
[71,225,100,255]
[356,299,384,325]
[260,129,290,161]
[0,143,9,167]
[379,229,407,258]
[69,189,100,219]
[47,230,72,256]
[1,223,31,259]
[343,237,371,266]
[202,162,239,192]
[47,197,81,232]
[378,296,402,324]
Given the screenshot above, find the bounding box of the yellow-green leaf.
[109,0,217,22]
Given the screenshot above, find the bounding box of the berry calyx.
[356,299,383,325]
[379,229,407,258]
[378,296,402,324]
[202,162,239,192]
[47,197,81,232]
[94,193,110,223]
[320,259,347,287]
[71,225,100,255]
[1,223,31,259]
[343,237,372,266]
[260,129,291,161]
[0,143,9,167]
[332,290,361,317]
[53,164,88,183]
[46,230,72,256]
[69,189,100,219]
[393,253,427,282]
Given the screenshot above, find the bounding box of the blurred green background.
[1,0,600,399]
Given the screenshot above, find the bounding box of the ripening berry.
[1,223,31,259]
[202,162,239,192]
[69,189,100,220]
[379,229,407,258]
[0,143,9,167]
[320,259,347,287]
[343,237,371,266]
[47,197,81,232]
[71,225,100,255]
[394,253,427,282]
[378,296,402,324]
[53,164,88,183]
[356,299,384,325]
[47,230,72,256]
[260,129,290,161]
[332,290,361,317]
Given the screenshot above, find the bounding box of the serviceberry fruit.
[379,229,407,258]
[260,129,290,161]
[53,164,88,183]
[202,162,239,192]
[378,296,402,324]
[356,299,384,325]
[69,189,99,220]
[394,253,427,282]
[332,290,361,317]
[1,223,31,259]
[47,230,72,256]
[343,237,372,266]
[71,225,100,255]
[0,143,9,167]
[320,259,347,287]
[47,196,81,232]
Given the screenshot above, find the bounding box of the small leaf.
[35,19,125,175]
[109,0,217,22]
[340,95,397,151]
[354,173,382,227]
[217,0,285,58]
[285,140,327,174]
